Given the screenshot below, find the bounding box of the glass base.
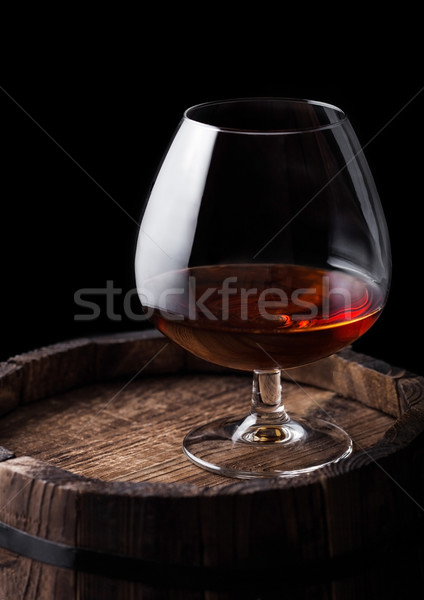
[183,414,352,479]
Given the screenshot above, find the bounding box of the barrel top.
[0,329,423,497]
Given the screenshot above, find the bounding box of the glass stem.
[250,369,289,423]
[232,370,294,443]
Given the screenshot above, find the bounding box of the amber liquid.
[143,264,384,371]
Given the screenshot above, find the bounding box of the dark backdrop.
[1,29,423,375]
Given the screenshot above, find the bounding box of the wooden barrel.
[0,330,423,599]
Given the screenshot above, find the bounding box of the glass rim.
[183,97,347,135]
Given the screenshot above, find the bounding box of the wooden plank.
[94,330,186,380]
[9,337,97,404]
[0,361,22,417]
[0,456,80,544]
[0,547,75,600]
[288,348,407,417]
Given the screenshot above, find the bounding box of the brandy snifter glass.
[135,97,391,479]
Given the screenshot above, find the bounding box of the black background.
[1,22,423,375]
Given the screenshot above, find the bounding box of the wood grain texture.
[0,547,75,600]
[0,329,423,599]
[0,361,22,417]
[288,347,408,418]
[0,375,396,487]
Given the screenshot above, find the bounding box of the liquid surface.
[141,264,385,371]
